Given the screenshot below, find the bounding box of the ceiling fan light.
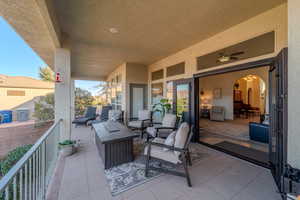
[218,56,230,63]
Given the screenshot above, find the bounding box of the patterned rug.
[104,143,210,196]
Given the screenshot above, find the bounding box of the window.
[166,62,185,77]
[166,81,173,107]
[151,83,163,104]
[7,90,25,96]
[151,69,164,81]
[108,75,122,110]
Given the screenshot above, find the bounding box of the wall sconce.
[200,88,204,96]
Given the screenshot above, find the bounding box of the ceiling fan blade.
[230,51,244,56]
[230,57,239,60]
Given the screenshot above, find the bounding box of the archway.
[233,74,266,120]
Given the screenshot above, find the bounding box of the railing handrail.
[0,119,62,192]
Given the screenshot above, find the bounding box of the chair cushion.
[163,131,176,151]
[100,106,112,120]
[144,139,180,164]
[72,117,90,124]
[108,110,122,121]
[85,106,97,118]
[138,110,150,120]
[128,120,142,128]
[157,129,173,138]
[174,122,189,156]
[162,114,177,127]
[146,127,157,137]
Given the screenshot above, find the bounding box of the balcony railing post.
[20,168,23,200]
[42,141,46,199]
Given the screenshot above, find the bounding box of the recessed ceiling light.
[109,28,119,34]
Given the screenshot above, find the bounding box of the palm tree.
[94,81,108,96]
[39,66,54,82]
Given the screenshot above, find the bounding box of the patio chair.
[108,109,124,123]
[72,106,97,127]
[210,106,225,121]
[144,122,194,187]
[127,110,152,138]
[90,105,112,125]
[146,113,179,139]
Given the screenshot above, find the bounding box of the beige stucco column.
[70,78,75,121]
[54,48,72,141]
[288,0,300,169]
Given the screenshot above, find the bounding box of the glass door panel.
[173,79,192,124]
[176,83,190,117]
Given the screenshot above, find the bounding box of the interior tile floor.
[199,116,268,153]
[51,126,281,200]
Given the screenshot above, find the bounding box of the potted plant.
[152,98,172,118]
[59,140,78,157]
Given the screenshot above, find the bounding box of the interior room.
[198,66,270,166]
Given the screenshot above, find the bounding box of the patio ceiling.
[53,0,285,80]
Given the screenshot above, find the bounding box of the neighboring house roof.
[0,74,54,89]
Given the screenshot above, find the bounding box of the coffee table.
[92,121,139,169]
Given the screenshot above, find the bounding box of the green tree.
[39,66,54,82]
[75,88,95,116]
[33,88,96,121]
[33,93,55,122]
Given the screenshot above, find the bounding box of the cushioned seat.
[144,138,180,164]
[72,117,90,124]
[128,120,143,128]
[146,113,178,138]
[127,110,152,138]
[72,106,97,126]
[249,122,269,143]
[144,122,193,187]
[210,106,225,121]
[108,110,123,122]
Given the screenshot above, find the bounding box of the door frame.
[172,78,193,114]
[171,78,199,142]
[193,56,275,142]
[193,48,288,188]
[129,83,148,118]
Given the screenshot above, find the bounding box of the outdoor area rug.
[104,144,210,196]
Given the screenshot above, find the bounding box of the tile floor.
[54,126,282,200]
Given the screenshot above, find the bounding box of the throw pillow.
[174,123,189,156]
[163,131,176,151]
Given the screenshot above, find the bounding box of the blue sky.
[0,17,101,95]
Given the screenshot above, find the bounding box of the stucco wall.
[147,3,287,105]
[106,62,148,119]
[288,0,300,168]
[199,67,269,120]
[0,87,54,120]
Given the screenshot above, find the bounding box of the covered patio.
[48,126,281,200]
[1,0,300,199]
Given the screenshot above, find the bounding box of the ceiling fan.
[217,51,244,63]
